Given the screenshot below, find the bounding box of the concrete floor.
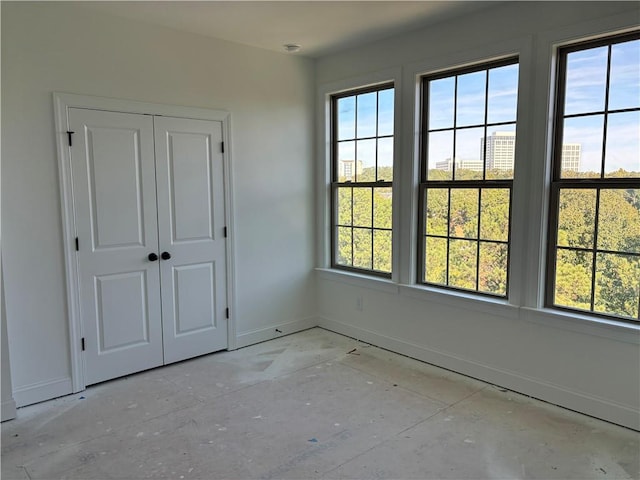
[2,328,638,479]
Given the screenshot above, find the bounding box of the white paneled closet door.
[69,108,164,385]
[154,117,228,364]
[69,108,228,386]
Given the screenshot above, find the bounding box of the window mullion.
[452,76,458,181]
[599,44,613,178]
[589,188,602,312]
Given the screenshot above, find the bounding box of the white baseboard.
[318,316,640,431]
[13,377,73,408]
[235,316,320,349]
[1,398,16,422]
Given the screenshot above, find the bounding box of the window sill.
[315,268,399,294]
[520,307,640,345]
[398,284,520,320]
[315,269,639,344]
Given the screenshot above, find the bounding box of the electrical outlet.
[356,296,363,311]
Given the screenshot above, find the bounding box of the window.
[418,59,519,297]
[547,33,640,321]
[331,84,394,276]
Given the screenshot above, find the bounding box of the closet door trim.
[53,92,237,393]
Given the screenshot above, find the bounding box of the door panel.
[96,271,150,351]
[173,263,217,335]
[155,116,228,364]
[88,127,146,249]
[168,133,214,242]
[69,108,163,385]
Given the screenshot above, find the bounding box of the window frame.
[545,31,640,323]
[330,82,395,278]
[417,57,519,298]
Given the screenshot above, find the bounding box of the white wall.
[316,2,640,430]
[1,2,316,406]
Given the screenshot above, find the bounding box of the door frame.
[53,92,237,392]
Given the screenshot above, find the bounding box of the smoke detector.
[283,44,301,53]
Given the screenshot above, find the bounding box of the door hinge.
[67,131,75,147]
[75,237,79,251]
[223,226,228,238]
[81,337,85,351]
[225,308,230,319]
[221,142,225,153]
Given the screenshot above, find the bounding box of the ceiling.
[80,1,497,58]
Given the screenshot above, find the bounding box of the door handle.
[161,251,172,260]
[148,253,159,261]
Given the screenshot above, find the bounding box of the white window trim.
[316,67,402,282]
[402,36,534,305]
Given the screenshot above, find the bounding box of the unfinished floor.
[2,328,638,479]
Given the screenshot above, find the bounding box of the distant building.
[435,157,484,171]
[561,143,581,171]
[481,131,581,172]
[483,131,516,170]
[338,159,363,181]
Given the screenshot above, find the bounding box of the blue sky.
[337,88,394,175]
[337,39,639,176]
[426,63,518,172]
[563,39,639,174]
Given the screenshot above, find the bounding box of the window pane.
[604,111,640,178]
[449,188,479,239]
[377,137,393,181]
[448,239,478,290]
[564,46,608,115]
[554,248,593,311]
[557,189,596,249]
[597,189,640,254]
[355,139,376,182]
[456,70,486,127]
[353,228,372,269]
[352,187,372,227]
[485,125,516,180]
[373,230,392,273]
[337,187,352,226]
[454,127,484,180]
[479,242,508,296]
[356,92,377,138]
[487,63,519,124]
[595,252,640,319]
[377,89,394,136]
[609,39,640,111]
[333,85,393,276]
[429,77,455,130]
[425,237,447,285]
[337,227,352,266]
[373,187,392,229]
[426,188,449,236]
[480,188,510,242]
[549,35,640,320]
[338,141,356,181]
[428,130,454,180]
[561,115,604,177]
[421,61,516,297]
[337,96,356,140]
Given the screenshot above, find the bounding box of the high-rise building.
[338,159,363,181]
[481,131,581,172]
[483,131,516,170]
[561,143,581,171]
